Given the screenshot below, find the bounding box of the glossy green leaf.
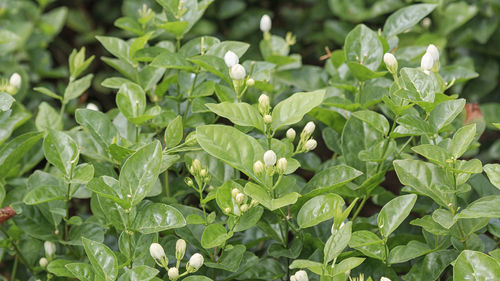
[271,90,325,131]
[244,182,300,211]
[388,241,431,264]
[0,92,15,110]
[456,196,500,219]
[65,263,94,281]
[63,74,93,103]
[324,221,352,263]
[189,55,232,84]
[151,50,194,70]
[349,230,385,260]
[0,132,42,178]
[344,24,383,71]
[116,82,146,125]
[403,250,458,281]
[117,265,159,281]
[201,224,230,248]
[429,99,466,132]
[82,237,118,280]
[352,110,390,135]
[378,194,417,238]
[383,4,437,36]
[450,123,476,158]
[133,203,186,234]
[43,129,79,177]
[297,194,345,228]
[36,102,62,131]
[453,250,500,280]
[164,116,183,149]
[206,102,264,132]
[96,36,131,64]
[484,164,500,189]
[47,259,75,278]
[302,165,362,196]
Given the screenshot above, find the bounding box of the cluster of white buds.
[295,122,317,153]
[1,73,21,95]
[383,53,398,74]
[44,241,56,260]
[254,150,287,176]
[186,253,204,273]
[230,188,253,214]
[187,159,210,186]
[224,50,255,96]
[421,44,440,74]
[290,270,308,281]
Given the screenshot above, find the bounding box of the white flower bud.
[168,267,179,279]
[39,257,48,268]
[420,52,434,74]
[44,241,56,257]
[224,51,239,67]
[230,64,246,80]
[422,17,431,28]
[247,78,255,86]
[240,204,249,212]
[192,159,202,174]
[303,122,315,135]
[276,158,287,174]
[250,199,259,207]
[426,44,439,61]
[286,128,296,140]
[200,169,208,178]
[383,53,398,73]
[258,94,270,108]
[264,114,272,124]
[290,276,297,281]
[232,188,240,198]
[188,253,204,270]
[380,277,391,281]
[253,160,265,174]
[235,193,245,204]
[176,239,186,260]
[225,207,231,214]
[9,73,21,89]
[305,139,317,151]
[260,15,272,32]
[185,177,194,187]
[263,150,277,166]
[294,270,308,281]
[86,103,99,111]
[149,243,166,260]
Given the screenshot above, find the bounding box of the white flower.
[9,73,21,89]
[305,139,317,151]
[263,150,277,166]
[260,15,272,32]
[149,243,166,260]
[276,158,287,174]
[176,239,186,260]
[286,128,296,140]
[168,267,179,279]
[44,241,56,257]
[39,257,48,268]
[240,204,249,212]
[264,114,272,124]
[294,270,308,281]
[86,103,99,111]
[303,121,315,135]
[247,78,255,86]
[380,277,391,281]
[420,52,434,74]
[189,253,204,270]
[383,53,398,73]
[426,44,439,61]
[253,160,265,174]
[230,64,246,80]
[290,276,297,281]
[235,193,245,204]
[224,51,239,67]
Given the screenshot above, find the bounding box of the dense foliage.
[1,0,500,280]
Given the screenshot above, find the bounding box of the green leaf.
[189,55,232,84]
[302,165,362,196]
[206,102,264,132]
[117,265,159,281]
[453,250,500,280]
[129,33,152,59]
[133,203,186,234]
[119,141,162,207]
[346,62,387,81]
[349,230,385,260]
[0,132,42,179]
[204,244,246,272]
[450,123,476,158]
[438,2,478,35]
[96,36,131,63]
[271,90,325,131]
[388,241,432,264]
[158,21,189,36]
[75,109,117,157]
[34,87,62,100]
[484,164,500,189]
[36,102,62,131]
[196,125,264,180]
[352,110,390,135]
[324,221,352,263]
[244,182,300,211]
[456,195,500,219]
[399,68,439,103]
[378,194,417,238]
[182,276,213,281]
[82,237,118,280]
[0,92,15,111]
[297,194,344,228]
[63,74,93,103]
[164,116,183,149]
[116,82,146,125]
[43,129,79,177]
[433,209,456,229]
[47,259,75,278]
[65,263,94,281]
[151,50,194,71]
[201,224,230,248]
[344,24,383,71]
[411,144,448,165]
[429,99,466,132]
[24,184,66,205]
[403,250,458,281]
[383,4,437,36]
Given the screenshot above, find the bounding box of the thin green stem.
[0,226,34,273]
[11,255,18,281]
[163,171,170,197]
[352,195,368,221]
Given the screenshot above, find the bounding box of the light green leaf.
[151,50,194,71]
[82,238,118,280]
[344,24,383,71]
[206,102,264,132]
[164,116,183,149]
[453,250,500,280]
[0,132,42,179]
[297,194,344,228]
[63,74,93,103]
[484,164,500,189]
[429,99,466,132]
[36,102,62,131]
[65,263,94,281]
[271,90,325,131]
[324,221,352,263]
[388,241,432,264]
[117,265,159,281]
[352,110,390,135]
[116,82,146,125]
[378,194,417,238]
[456,195,500,219]
[133,203,186,234]
[189,55,232,84]
[244,182,300,211]
[450,123,476,158]
[201,224,230,248]
[349,230,385,260]
[383,4,437,36]
[43,129,79,177]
